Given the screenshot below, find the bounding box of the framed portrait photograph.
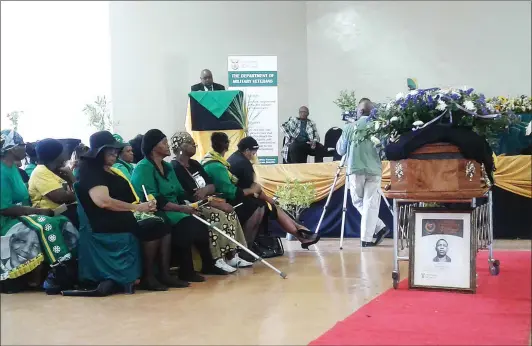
[408,208,476,293]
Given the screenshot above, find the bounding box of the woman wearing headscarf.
[28,138,79,228]
[227,136,320,249]
[170,131,253,272]
[129,134,145,164]
[24,142,38,177]
[76,131,187,291]
[201,132,266,249]
[112,134,135,180]
[131,129,226,282]
[0,129,78,293]
[202,133,320,249]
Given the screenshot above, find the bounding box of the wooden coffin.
[384,143,489,202]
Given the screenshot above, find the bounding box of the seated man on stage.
[191,69,226,91]
[336,98,389,247]
[281,106,327,164]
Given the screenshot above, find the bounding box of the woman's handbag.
[252,234,284,259]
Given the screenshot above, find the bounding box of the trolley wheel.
[392,271,400,289]
[489,260,500,276]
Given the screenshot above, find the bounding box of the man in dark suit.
[191,69,226,91]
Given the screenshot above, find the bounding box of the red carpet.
[311,251,531,345]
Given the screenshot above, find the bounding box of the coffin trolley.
[383,143,500,289]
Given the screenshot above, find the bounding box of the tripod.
[313,154,394,249]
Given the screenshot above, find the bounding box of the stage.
[255,158,532,239]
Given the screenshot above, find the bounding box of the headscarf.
[35,138,64,164]
[129,134,144,164]
[141,129,166,157]
[0,129,24,155]
[170,131,193,152]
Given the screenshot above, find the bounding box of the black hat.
[35,138,64,164]
[83,131,126,158]
[141,129,166,156]
[237,136,259,151]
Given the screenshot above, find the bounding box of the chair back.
[324,127,343,149]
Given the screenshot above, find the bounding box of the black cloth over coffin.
[189,94,244,132]
[385,124,495,183]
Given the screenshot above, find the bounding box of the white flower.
[487,103,495,112]
[395,92,405,101]
[374,121,380,131]
[413,120,424,127]
[390,116,399,122]
[464,100,476,111]
[409,90,419,96]
[461,85,469,91]
[37,216,46,222]
[440,88,450,94]
[436,100,447,111]
[386,102,393,110]
[44,224,52,231]
[48,234,56,242]
[370,136,381,146]
[53,246,61,254]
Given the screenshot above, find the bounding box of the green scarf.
[201,150,238,184]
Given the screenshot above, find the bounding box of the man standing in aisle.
[336,98,390,247]
[191,69,226,91]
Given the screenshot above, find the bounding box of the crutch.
[191,214,287,279]
[314,155,347,234]
[141,186,287,279]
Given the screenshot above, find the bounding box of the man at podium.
[191,69,226,91]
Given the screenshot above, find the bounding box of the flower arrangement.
[334,90,358,113]
[353,87,520,147]
[275,178,316,221]
[487,95,532,114]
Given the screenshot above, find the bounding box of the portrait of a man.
[433,238,451,263]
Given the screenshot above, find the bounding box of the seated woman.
[77,131,187,291]
[0,129,78,293]
[170,131,253,272]
[129,134,144,164]
[205,134,320,249]
[29,138,79,228]
[131,129,226,282]
[24,142,38,178]
[200,133,268,248]
[69,143,89,178]
[112,134,135,180]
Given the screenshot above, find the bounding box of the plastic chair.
[323,127,343,161]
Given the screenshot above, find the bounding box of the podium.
[185,90,246,160]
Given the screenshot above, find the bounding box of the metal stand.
[390,191,499,289]
[314,154,393,250]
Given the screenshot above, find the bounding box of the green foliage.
[334,90,357,112]
[83,96,113,131]
[227,92,262,135]
[6,111,23,131]
[275,178,316,221]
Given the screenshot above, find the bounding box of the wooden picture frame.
[408,208,477,293]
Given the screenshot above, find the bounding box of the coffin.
[383,143,489,202]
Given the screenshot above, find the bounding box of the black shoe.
[179,272,205,282]
[373,227,390,246]
[297,229,321,250]
[201,265,228,276]
[362,241,376,247]
[238,251,258,263]
[159,276,190,288]
[138,278,168,291]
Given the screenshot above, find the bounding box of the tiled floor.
[1,239,529,345]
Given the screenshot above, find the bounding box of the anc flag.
[185,91,246,161]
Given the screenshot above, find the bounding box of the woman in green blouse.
[131,129,226,282]
[112,134,135,180]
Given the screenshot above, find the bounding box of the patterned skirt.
[199,206,247,260]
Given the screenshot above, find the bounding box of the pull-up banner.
[228,56,278,164]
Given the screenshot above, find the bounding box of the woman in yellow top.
[28,139,79,228]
